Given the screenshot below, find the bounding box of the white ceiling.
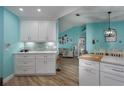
[5,6,124,32]
[59,6,124,32]
[5,6,81,20]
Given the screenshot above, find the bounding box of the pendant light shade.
[104,11,117,41]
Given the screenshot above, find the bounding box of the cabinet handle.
[84,63,92,66]
[104,75,124,83]
[112,69,124,73]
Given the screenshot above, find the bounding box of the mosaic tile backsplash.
[23,42,57,51]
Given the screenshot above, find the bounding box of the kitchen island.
[79,54,124,86]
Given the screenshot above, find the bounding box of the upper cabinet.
[38,21,49,42]
[20,20,57,42]
[20,21,39,42]
[47,21,56,42]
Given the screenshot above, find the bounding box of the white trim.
[3,74,14,84]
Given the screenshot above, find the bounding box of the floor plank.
[5,57,79,86]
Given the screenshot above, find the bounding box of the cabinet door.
[46,57,56,74]
[38,21,49,42]
[47,21,56,42]
[79,67,99,86]
[20,21,30,41]
[29,21,39,41]
[36,58,46,74]
[20,21,38,42]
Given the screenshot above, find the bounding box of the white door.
[36,58,46,74]
[47,21,56,42]
[20,21,38,42]
[79,67,99,86]
[38,21,49,42]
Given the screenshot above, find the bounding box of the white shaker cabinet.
[14,53,56,75]
[14,54,36,75]
[47,21,56,42]
[35,54,56,74]
[38,21,49,42]
[20,21,39,42]
[79,59,99,86]
[100,63,124,86]
[45,54,56,74]
[20,20,56,42]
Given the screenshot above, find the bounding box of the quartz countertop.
[14,51,58,54]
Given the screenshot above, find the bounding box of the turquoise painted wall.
[0,7,4,78]
[86,21,124,53]
[59,25,86,49]
[3,8,22,78]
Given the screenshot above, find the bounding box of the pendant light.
[104,11,116,37]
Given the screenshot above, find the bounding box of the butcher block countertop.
[79,54,103,62]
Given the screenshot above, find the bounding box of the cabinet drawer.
[15,57,35,62]
[15,66,35,74]
[36,54,46,58]
[79,59,99,70]
[36,54,56,58]
[15,54,35,58]
[15,61,35,66]
[100,63,124,76]
[100,71,124,86]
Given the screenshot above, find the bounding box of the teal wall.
[86,21,124,53]
[59,25,86,49]
[3,8,22,78]
[0,7,4,78]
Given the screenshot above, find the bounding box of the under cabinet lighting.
[19,8,23,11]
[37,8,42,12]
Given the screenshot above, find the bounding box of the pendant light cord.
[108,11,111,29]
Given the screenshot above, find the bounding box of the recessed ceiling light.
[37,8,41,12]
[19,8,23,11]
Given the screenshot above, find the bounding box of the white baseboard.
[3,74,14,84]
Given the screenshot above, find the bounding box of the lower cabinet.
[79,67,99,86]
[100,63,124,86]
[35,54,56,74]
[79,59,124,86]
[14,53,56,75]
[79,59,99,86]
[15,54,36,75]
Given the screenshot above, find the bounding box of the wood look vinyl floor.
[5,57,79,86]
